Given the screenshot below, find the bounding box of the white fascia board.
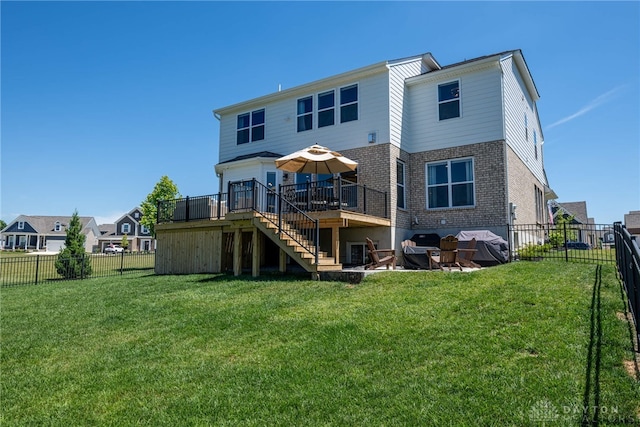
[508,50,540,102]
[214,61,390,116]
[214,155,279,175]
[405,55,500,86]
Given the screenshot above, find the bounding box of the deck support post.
[233,228,242,276]
[252,228,260,278]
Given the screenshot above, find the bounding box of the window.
[340,84,358,123]
[533,130,538,159]
[17,221,24,230]
[524,113,528,141]
[427,158,474,209]
[134,212,140,219]
[54,221,62,232]
[397,160,406,209]
[534,186,544,224]
[438,81,460,120]
[237,109,265,144]
[297,96,313,132]
[141,225,150,234]
[121,223,130,234]
[318,90,335,128]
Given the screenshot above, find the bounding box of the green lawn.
[0,252,155,286]
[1,262,638,426]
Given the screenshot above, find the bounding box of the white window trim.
[296,95,313,132]
[425,157,475,209]
[397,160,406,210]
[121,223,131,234]
[54,221,62,232]
[236,108,266,144]
[340,83,359,123]
[438,79,461,121]
[17,221,24,230]
[317,89,336,128]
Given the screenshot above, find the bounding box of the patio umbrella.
[275,144,358,174]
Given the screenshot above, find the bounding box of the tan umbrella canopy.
[275,144,358,175]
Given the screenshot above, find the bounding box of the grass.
[0,252,155,286]
[1,262,638,426]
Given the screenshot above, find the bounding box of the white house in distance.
[1,215,100,253]
[156,49,556,275]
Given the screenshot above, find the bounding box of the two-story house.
[155,49,555,276]
[1,215,100,253]
[97,207,155,252]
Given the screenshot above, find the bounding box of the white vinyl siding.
[389,59,423,148]
[501,55,546,184]
[405,65,503,153]
[217,71,390,163]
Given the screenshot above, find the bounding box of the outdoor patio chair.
[457,237,480,269]
[365,237,396,270]
[438,235,462,271]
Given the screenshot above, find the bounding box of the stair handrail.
[249,179,319,263]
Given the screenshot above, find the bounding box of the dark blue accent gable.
[4,222,37,233]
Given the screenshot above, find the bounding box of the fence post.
[564,222,569,262]
[81,254,86,280]
[185,196,190,222]
[120,250,125,275]
[35,255,40,286]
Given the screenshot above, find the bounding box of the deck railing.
[156,177,389,224]
[279,177,388,218]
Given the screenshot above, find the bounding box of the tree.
[0,220,7,230]
[55,210,92,279]
[120,234,129,250]
[548,214,578,248]
[140,176,181,237]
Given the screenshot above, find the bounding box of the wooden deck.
[155,210,390,278]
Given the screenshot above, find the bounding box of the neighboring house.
[550,200,610,247]
[97,207,155,252]
[157,49,556,275]
[624,211,640,237]
[1,215,100,253]
[551,201,590,225]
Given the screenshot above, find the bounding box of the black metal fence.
[614,222,640,344]
[509,222,616,264]
[0,251,155,287]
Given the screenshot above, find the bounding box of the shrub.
[518,243,550,260]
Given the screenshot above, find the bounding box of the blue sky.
[2,1,639,226]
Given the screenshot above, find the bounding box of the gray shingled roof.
[6,215,96,235]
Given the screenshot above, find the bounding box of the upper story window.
[397,160,406,209]
[17,221,24,230]
[438,80,460,120]
[533,130,538,159]
[297,96,313,132]
[340,84,358,123]
[426,158,474,209]
[141,225,150,234]
[237,109,265,144]
[134,212,140,219]
[121,223,130,234]
[318,90,335,128]
[54,221,62,232]
[524,113,529,141]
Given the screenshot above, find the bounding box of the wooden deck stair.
[253,213,342,272]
